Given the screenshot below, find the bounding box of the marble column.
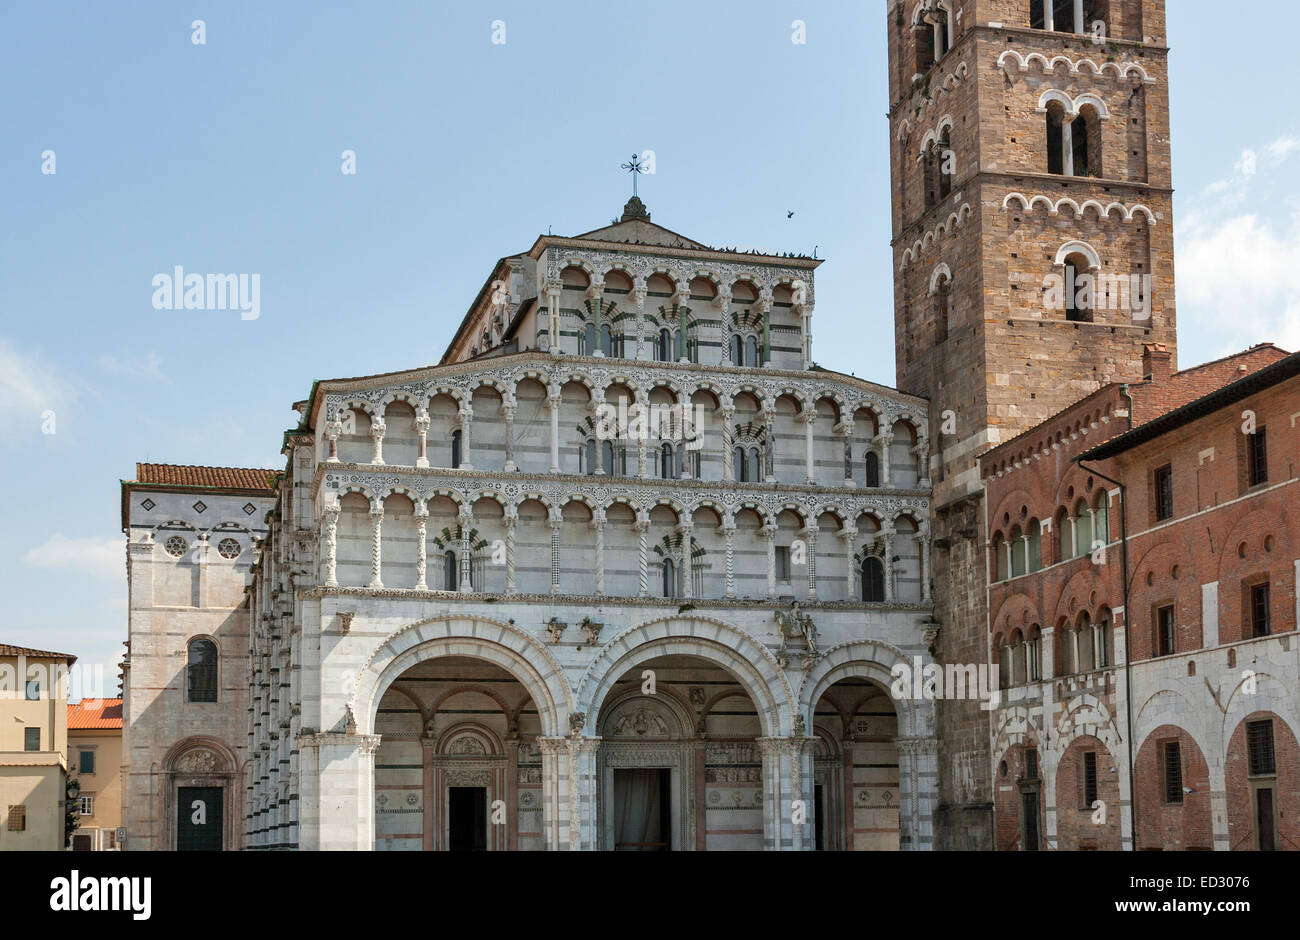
[763,523,778,598]
[679,522,694,600]
[723,519,736,598]
[719,406,735,481]
[592,509,606,596]
[458,513,473,592]
[799,409,816,483]
[368,506,384,589]
[458,410,474,471]
[880,527,896,603]
[501,404,516,472]
[919,531,932,603]
[549,513,562,594]
[875,430,893,486]
[504,511,517,595]
[840,527,858,601]
[414,506,428,590]
[370,417,386,465]
[548,386,561,473]
[322,506,339,587]
[415,409,430,468]
[802,523,818,601]
[635,513,650,597]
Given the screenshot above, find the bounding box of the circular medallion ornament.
[165,536,188,557]
[218,538,241,559]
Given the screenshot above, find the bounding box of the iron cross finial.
[621,153,644,198]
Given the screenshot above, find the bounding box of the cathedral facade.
[122,202,939,851]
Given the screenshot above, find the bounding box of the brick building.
[887,0,1179,846]
[983,345,1299,849]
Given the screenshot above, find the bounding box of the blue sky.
[2,1,1297,690]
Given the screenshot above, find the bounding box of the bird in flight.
[787,210,795,219]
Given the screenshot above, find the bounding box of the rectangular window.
[1248,428,1268,487]
[23,728,40,752]
[1025,750,1038,780]
[79,750,95,775]
[1154,465,1173,521]
[79,795,94,817]
[1251,583,1271,638]
[1157,605,1175,657]
[1083,751,1098,807]
[7,805,25,832]
[775,546,791,581]
[1247,720,1276,776]
[24,679,39,701]
[1163,742,1183,804]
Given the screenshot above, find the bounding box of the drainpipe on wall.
[1075,382,1137,851]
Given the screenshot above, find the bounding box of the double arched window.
[186,638,218,703]
[731,333,761,367]
[662,558,678,598]
[733,444,763,482]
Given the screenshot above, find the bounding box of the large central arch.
[353,615,574,739]
[576,615,793,737]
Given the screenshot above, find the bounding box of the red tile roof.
[67,698,123,730]
[0,643,77,664]
[130,463,280,492]
[1130,344,1290,427]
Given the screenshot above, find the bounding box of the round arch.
[576,616,792,736]
[352,615,574,738]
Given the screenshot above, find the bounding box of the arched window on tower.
[748,446,762,483]
[744,334,758,367]
[861,556,885,602]
[656,329,672,362]
[186,638,218,703]
[938,129,954,199]
[865,451,880,488]
[444,550,457,590]
[731,334,744,365]
[583,438,597,475]
[1063,252,1096,322]
[1046,101,1067,175]
[602,440,618,477]
[451,429,463,468]
[582,321,595,356]
[932,271,951,344]
[600,323,614,357]
[1028,626,1043,681]
[1073,105,1102,178]
[1031,0,1080,31]
[734,445,747,481]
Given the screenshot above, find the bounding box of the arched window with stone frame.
[865,450,880,488]
[186,637,218,703]
[443,549,457,591]
[860,554,885,602]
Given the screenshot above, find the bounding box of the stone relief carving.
[175,748,218,774]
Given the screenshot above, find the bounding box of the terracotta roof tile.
[0,643,77,663]
[67,698,123,730]
[131,463,279,493]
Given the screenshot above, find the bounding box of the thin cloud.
[0,337,73,442]
[99,351,167,382]
[24,534,123,582]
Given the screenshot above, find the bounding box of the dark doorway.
[177,786,223,851]
[448,787,487,852]
[1256,788,1276,851]
[72,833,93,852]
[613,768,671,850]
[1021,789,1040,851]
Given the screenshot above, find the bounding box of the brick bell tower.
[885,0,1177,848]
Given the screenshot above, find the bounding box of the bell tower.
[885,0,1177,848]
